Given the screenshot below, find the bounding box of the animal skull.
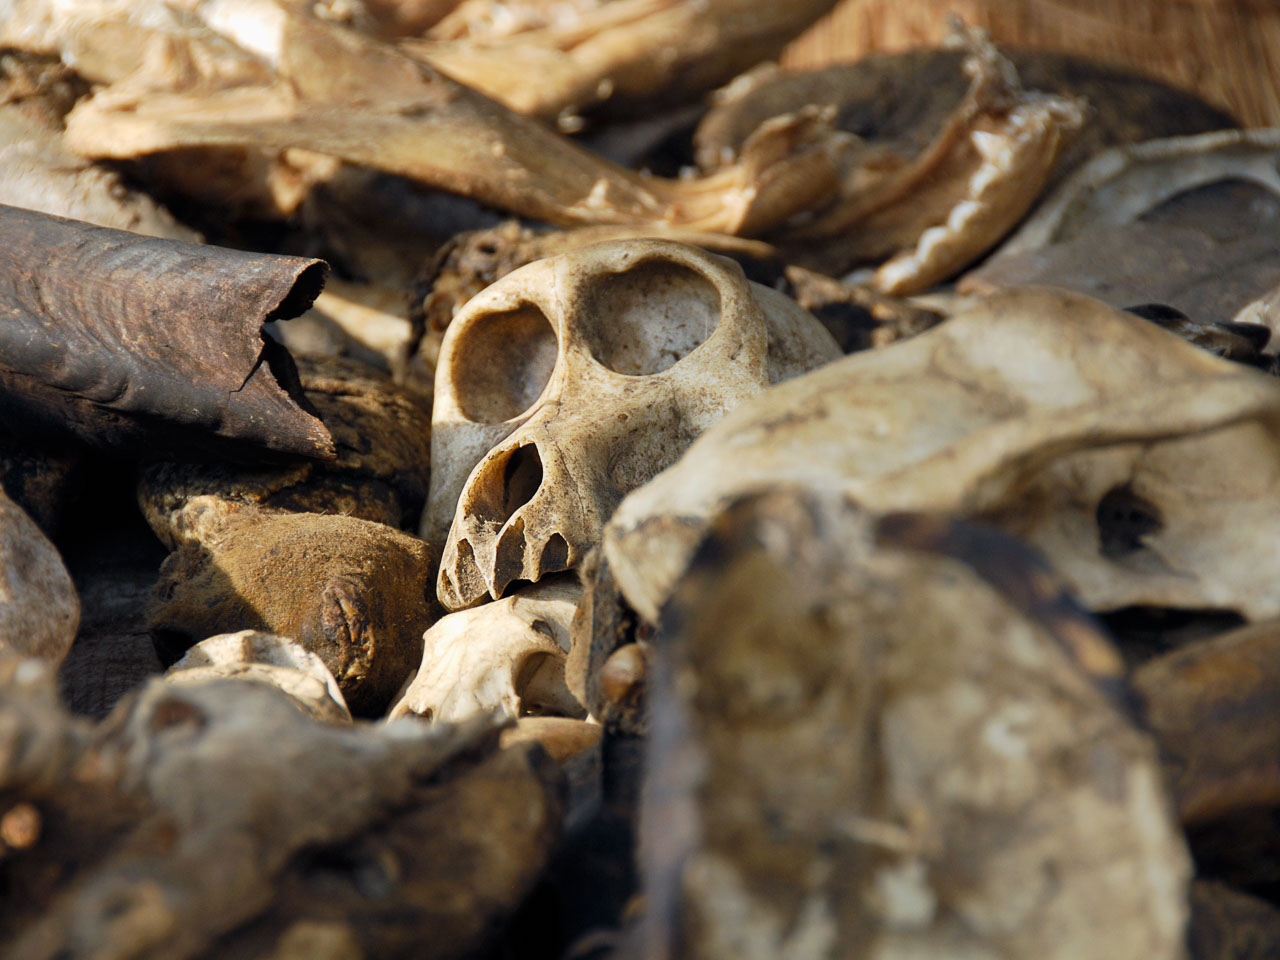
[424,238,840,609]
[602,286,1280,624]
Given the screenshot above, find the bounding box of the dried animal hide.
[138,355,432,543]
[0,666,564,960]
[766,30,1087,292]
[0,487,78,666]
[604,287,1280,625]
[166,629,351,722]
[406,0,840,122]
[639,489,1189,960]
[426,238,840,609]
[963,130,1280,329]
[0,206,333,462]
[146,500,433,715]
[1134,619,1280,826]
[6,0,852,236]
[1188,881,1280,960]
[0,434,80,538]
[389,575,584,723]
[696,48,1234,191]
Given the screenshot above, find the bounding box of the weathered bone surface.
[139,355,433,545]
[408,0,839,122]
[426,238,840,609]
[0,62,198,239]
[0,205,332,462]
[964,130,1280,324]
[167,629,351,722]
[415,220,778,336]
[0,666,564,960]
[640,489,1189,960]
[390,575,583,723]
[0,487,78,666]
[6,0,852,236]
[977,130,1280,259]
[605,287,1280,624]
[147,500,432,715]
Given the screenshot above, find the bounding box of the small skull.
[424,238,839,609]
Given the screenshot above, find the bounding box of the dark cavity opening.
[449,302,558,423]
[1096,484,1164,559]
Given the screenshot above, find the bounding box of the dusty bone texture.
[147,500,432,716]
[0,205,333,463]
[963,131,1280,330]
[167,629,351,722]
[425,238,840,610]
[761,29,1087,290]
[0,487,78,666]
[8,0,852,236]
[639,489,1190,960]
[138,355,432,546]
[0,53,199,240]
[390,575,584,723]
[414,220,779,336]
[605,286,1280,624]
[408,0,839,121]
[1134,619,1280,826]
[0,669,564,960]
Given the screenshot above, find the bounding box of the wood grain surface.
[782,0,1280,126]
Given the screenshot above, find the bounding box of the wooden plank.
[782,0,1280,127]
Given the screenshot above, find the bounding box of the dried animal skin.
[641,489,1189,960]
[0,206,333,462]
[407,0,840,122]
[696,48,1235,192]
[167,630,351,722]
[0,488,78,666]
[1189,880,1280,960]
[773,31,1086,292]
[12,0,852,236]
[427,238,840,610]
[0,435,79,539]
[605,287,1280,624]
[0,674,564,960]
[1134,619,1280,826]
[139,355,432,546]
[147,501,432,715]
[390,575,583,723]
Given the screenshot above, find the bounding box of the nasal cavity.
[474,444,544,527]
[1096,484,1164,559]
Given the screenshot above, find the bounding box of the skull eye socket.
[580,259,721,376]
[449,303,558,423]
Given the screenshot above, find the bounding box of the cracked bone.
[424,238,839,609]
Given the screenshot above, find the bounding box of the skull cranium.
[424,238,840,609]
